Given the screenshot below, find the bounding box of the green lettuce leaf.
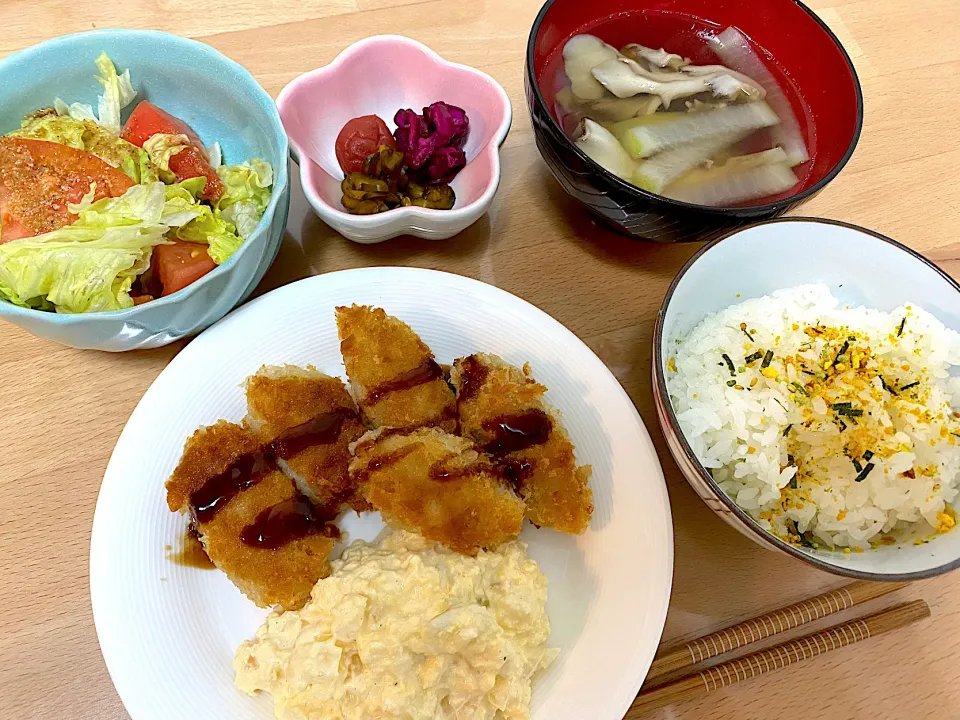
[7,113,160,184]
[94,52,137,133]
[207,141,222,169]
[53,98,97,123]
[0,183,171,313]
[143,133,190,182]
[215,159,273,239]
[175,205,241,264]
[50,53,137,133]
[162,180,205,226]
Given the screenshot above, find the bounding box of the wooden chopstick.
[644,580,908,685]
[627,599,930,717]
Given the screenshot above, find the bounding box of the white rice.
[666,284,960,550]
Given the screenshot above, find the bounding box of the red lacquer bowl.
[525,0,863,242]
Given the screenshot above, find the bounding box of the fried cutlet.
[451,353,593,535]
[244,364,368,512]
[350,427,525,555]
[165,420,336,610]
[335,305,457,432]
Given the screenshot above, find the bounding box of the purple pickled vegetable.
[392,102,471,183]
[423,101,469,150]
[393,109,438,169]
[422,146,467,184]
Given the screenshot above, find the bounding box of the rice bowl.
[666,284,960,552]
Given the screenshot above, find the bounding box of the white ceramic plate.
[90,267,673,720]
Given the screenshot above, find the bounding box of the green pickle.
[340,145,456,215]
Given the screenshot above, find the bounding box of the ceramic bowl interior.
[526,0,862,224]
[654,218,960,580]
[278,35,511,233]
[0,29,289,350]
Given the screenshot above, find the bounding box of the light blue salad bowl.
[0,29,290,351]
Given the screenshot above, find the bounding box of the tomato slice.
[121,101,224,201]
[153,240,217,296]
[0,138,135,243]
[335,115,397,174]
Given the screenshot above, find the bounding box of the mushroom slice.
[708,74,767,102]
[681,64,766,101]
[622,43,688,70]
[556,86,661,123]
[563,34,619,101]
[574,118,636,179]
[591,58,711,106]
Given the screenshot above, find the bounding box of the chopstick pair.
[628,581,928,716]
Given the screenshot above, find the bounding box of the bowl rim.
[276,34,513,229]
[652,215,960,581]
[525,0,865,216]
[0,28,290,324]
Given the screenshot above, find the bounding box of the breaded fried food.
[165,420,336,610]
[336,305,457,432]
[451,353,593,535]
[350,427,525,555]
[166,419,260,513]
[244,365,368,512]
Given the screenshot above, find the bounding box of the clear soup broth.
[539,10,817,208]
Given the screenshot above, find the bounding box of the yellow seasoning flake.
[747,447,757,454]
[837,510,847,521]
[750,378,758,388]
[843,547,851,554]
[854,547,864,553]
[761,367,779,379]
[667,356,677,373]
[936,508,957,534]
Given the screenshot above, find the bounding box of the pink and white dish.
[277,35,512,243]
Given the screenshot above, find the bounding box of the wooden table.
[1,1,958,718]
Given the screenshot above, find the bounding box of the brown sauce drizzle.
[428,461,486,482]
[269,408,354,459]
[168,524,214,569]
[482,409,553,456]
[454,355,489,403]
[240,494,341,549]
[352,426,412,455]
[367,358,443,404]
[190,451,272,524]
[353,444,418,484]
[189,408,361,525]
[501,459,534,488]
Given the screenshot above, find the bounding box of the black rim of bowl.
[653,216,960,581]
[525,0,865,216]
